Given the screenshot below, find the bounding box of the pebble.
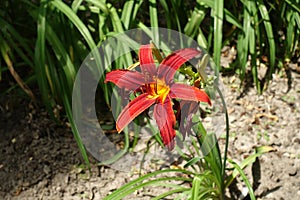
[22,181,30,187]
[258,95,264,100]
[292,138,300,144]
[37,179,48,189]
[290,154,296,159]
[282,152,290,158]
[69,187,77,195]
[56,186,62,192]
[32,131,40,140]
[65,175,70,184]
[287,167,297,176]
[43,165,51,175]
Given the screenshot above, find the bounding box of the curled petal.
[139,44,157,80]
[177,101,199,138]
[116,93,156,132]
[153,97,176,150]
[169,83,211,105]
[158,48,202,83]
[105,69,144,90]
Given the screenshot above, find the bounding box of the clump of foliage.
[0,0,298,198]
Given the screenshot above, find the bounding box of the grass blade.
[237,0,250,82]
[121,0,143,30]
[149,0,159,43]
[35,2,54,117]
[104,169,193,200]
[228,159,256,200]
[51,0,97,50]
[184,7,205,38]
[59,73,91,169]
[257,0,275,84]
[224,9,243,30]
[225,146,274,188]
[153,188,190,200]
[191,175,201,199]
[284,0,300,13]
[0,17,34,67]
[0,38,35,101]
[45,24,76,91]
[71,0,84,13]
[213,0,224,74]
[246,0,261,93]
[85,0,109,15]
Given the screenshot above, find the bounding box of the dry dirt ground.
[0,66,299,199]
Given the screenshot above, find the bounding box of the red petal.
[177,101,199,138]
[153,97,176,150]
[139,44,157,81]
[116,93,156,132]
[157,48,202,83]
[169,83,211,105]
[105,69,144,90]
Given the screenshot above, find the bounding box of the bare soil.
[0,66,299,199]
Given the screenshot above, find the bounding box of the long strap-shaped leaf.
[35,1,53,117]
[104,169,194,200]
[213,0,224,75]
[257,0,275,84]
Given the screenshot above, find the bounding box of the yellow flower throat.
[147,79,170,103]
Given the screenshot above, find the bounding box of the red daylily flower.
[105,44,211,150]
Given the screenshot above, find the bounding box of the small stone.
[65,175,69,184]
[290,154,296,159]
[287,168,297,176]
[69,187,77,195]
[293,138,300,143]
[32,131,40,139]
[37,179,48,189]
[246,104,254,110]
[56,186,62,192]
[43,165,51,175]
[258,96,264,100]
[69,172,77,180]
[283,152,290,158]
[22,181,30,187]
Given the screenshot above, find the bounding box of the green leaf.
[184,157,201,168]
[0,17,34,67]
[224,9,243,30]
[104,169,194,200]
[284,0,300,13]
[120,0,142,30]
[71,0,84,13]
[228,159,256,200]
[45,24,76,91]
[257,0,275,82]
[51,0,97,50]
[59,73,91,169]
[152,187,190,200]
[184,8,205,38]
[191,176,201,199]
[225,146,274,188]
[34,2,54,117]
[85,0,109,15]
[212,0,224,73]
